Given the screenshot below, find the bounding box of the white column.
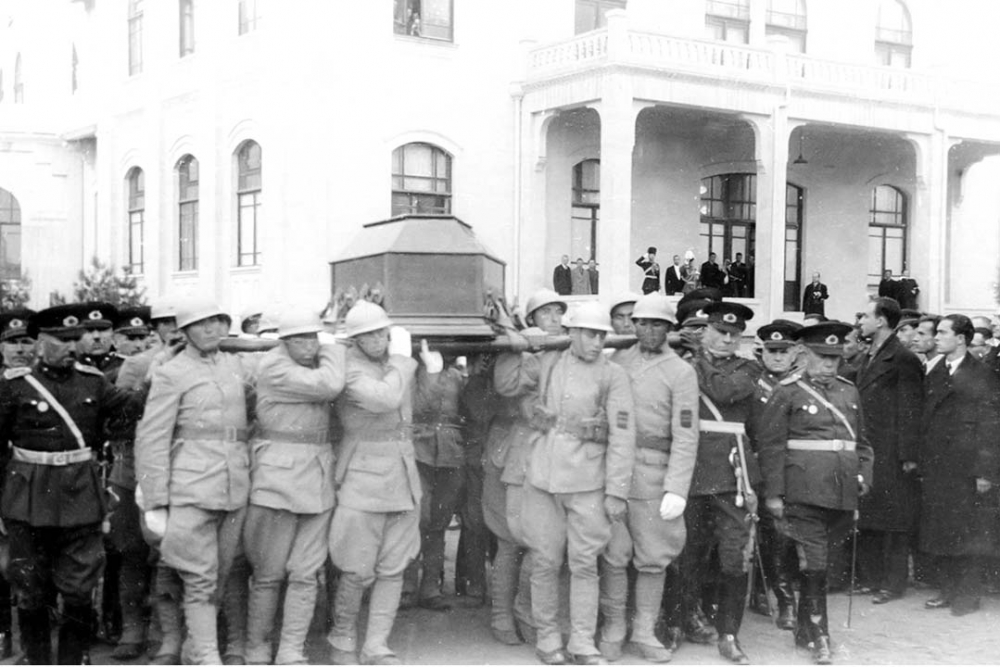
[907,130,957,314]
[744,111,790,322]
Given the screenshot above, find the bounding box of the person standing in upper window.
[802,273,829,316]
[636,247,661,295]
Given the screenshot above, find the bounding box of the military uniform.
[327,343,421,663]
[495,338,635,660]
[244,340,344,664]
[0,305,143,665]
[757,322,874,662]
[135,333,257,665]
[600,341,699,658]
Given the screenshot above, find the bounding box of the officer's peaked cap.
[793,321,853,355]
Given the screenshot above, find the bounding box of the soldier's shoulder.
[2,366,31,381]
[74,362,105,377]
[834,375,855,387]
[779,372,803,386]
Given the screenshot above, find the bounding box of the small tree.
[1,271,32,310]
[73,257,147,306]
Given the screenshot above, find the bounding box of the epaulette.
[2,367,31,380]
[835,375,855,386]
[779,373,802,386]
[74,362,104,377]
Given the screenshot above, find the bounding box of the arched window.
[868,185,907,285]
[575,0,627,34]
[571,159,600,261]
[13,54,23,104]
[126,168,145,274]
[766,0,807,53]
[391,143,452,216]
[236,141,262,267]
[179,0,195,57]
[700,174,756,286]
[705,0,750,44]
[177,155,199,271]
[875,0,911,67]
[0,187,22,280]
[128,0,144,75]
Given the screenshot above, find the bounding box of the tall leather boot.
[716,575,749,665]
[418,528,449,609]
[597,564,628,660]
[489,539,523,645]
[800,570,832,664]
[112,552,150,660]
[19,607,51,665]
[57,604,92,665]
[327,574,366,663]
[513,551,536,645]
[772,546,797,631]
[629,571,671,663]
[151,566,185,664]
[181,601,222,665]
[245,579,280,665]
[0,579,12,660]
[658,565,683,652]
[361,575,404,664]
[222,560,249,664]
[273,578,318,665]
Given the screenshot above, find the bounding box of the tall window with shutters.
[868,185,907,286]
[177,155,199,272]
[236,141,262,267]
[391,143,452,216]
[127,168,145,275]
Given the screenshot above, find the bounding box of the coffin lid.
[331,214,505,265]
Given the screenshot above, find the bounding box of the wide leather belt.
[175,425,248,442]
[258,428,330,445]
[635,434,671,451]
[787,439,856,452]
[12,446,92,466]
[635,447,670,465]
[699,421,746,435]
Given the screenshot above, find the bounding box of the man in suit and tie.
[802,273,829,316]
[855,298,924,604]
[553,255,572,296]
[919,314,1000,616]
[664,255,685,295]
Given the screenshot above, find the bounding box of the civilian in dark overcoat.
[855,298,924,603]
[918,314,1000,616]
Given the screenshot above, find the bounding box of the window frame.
[875,0,912,67]
[179,0,195,58]
[571,159,600,262]
[393,0,454,42]
[236,141,262,267]
[13,54,23,104]
[705,0,750,44]
[238,0,260,35]
[177,155,199,272]
[765,0,807,52]
[868,184,908,284]
[574,0,627,35]
[391,142,453,216]
[128,0,144,76]
[127,168,145,275]
[699,174,757,294]
[0,187,22,280]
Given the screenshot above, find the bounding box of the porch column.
[744,111,790,322]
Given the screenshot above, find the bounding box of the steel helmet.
[569,301,614,333]
[277,307,324,339]
[150,297,177,322]
[609,292,641,315]
[344,301,393,338]
[631,294,677,325]
[175,298,231,330]
[524,289,567,324]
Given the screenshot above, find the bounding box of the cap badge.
[825,334,839,345]
[695,309,707,319]
[808,404,818,415]
[63,315,80,327]
[88,310,103,320]
[9,319,23,329]
[130,317,144,327]
[723,313,738,324]
[770,331,783,340]
[37,401,49,413]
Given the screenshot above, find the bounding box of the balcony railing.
[525,25,1000,115]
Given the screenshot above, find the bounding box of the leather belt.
[699,421,746,435]
[12,446,93,466]
[257,428,330,445]
[174,425,248,442]
[635,447,670,465]
[635,434,671,451]
[787,439,856,452]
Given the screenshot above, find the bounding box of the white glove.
[388,326,412,358]
[144,508,168,540]
[419,339,444,374]
[659,492,687,521]
[135,484,146,511]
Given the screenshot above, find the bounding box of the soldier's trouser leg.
[629,498,686,648]
[490,538,524,635]
[523,485,610,657]
[416,463,465,602]
[678,496,717,640]
[276,510,331,665]
[457,460,488,598]
[710,494,750,637]
[599,522,632,646]
[883,531,911,596]
[505,483,535,632]
[329,506,420,659]
[109,484,152,649]
[161,505,246,665]
[222,553,250,660]
[244,505,296,664]
[151,564,184,660]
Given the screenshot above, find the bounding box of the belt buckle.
[832,439,843,451]
[53,452,68,466]
[225,425,238,442]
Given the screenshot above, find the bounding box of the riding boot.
[598,564,628,659]
[361,575,403,662]
[19,607,51,665]
[715,576,748,664]
[274,578,318,665]
[801,570,832,664]
[772,547,797,631]
[57,604,92,665]
[489,540,522,643]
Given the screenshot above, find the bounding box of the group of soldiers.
[0,282,984,666]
